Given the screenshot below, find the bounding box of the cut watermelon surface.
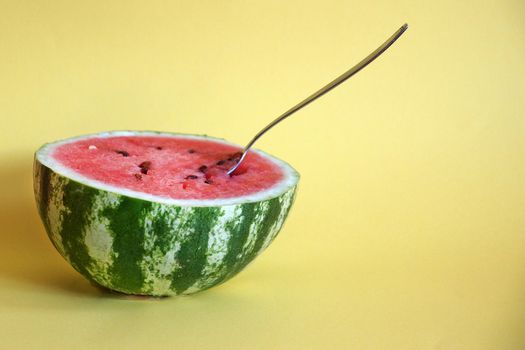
[51,133,285,201]
[34,131,299,296]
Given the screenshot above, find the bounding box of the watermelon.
[33,131,299,296]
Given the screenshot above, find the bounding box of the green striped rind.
[34,159,297,296]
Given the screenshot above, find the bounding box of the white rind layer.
[35,130,300,207]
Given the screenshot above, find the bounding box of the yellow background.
[1,0,524,349]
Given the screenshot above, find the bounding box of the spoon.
[227,23,408,175]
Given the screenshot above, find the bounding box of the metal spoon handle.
[228,23,408,175]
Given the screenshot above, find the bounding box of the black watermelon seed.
[204,179,213,185]
[116,150,129,157]
[139,161,151,175]
[198,165,208,173]
[185,175,198,180]
[134,174,142,180]
[216,160,226,166]
[155,146,163,150]
[188,149,196,154]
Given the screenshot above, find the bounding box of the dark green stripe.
[268,187,297,245]
[35,161,52,225]
[150,206,181,254]
[225,197,283,280]
[171,207,220,294]
[143,206,182,293]
[103,197,152,293]
[59,180,97,281]
[262,188,296,248]
[203,203,259,289]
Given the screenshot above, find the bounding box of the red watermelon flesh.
[51,135,284,200]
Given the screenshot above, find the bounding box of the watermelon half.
[33,131,299,296]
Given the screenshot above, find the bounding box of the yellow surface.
[1,0,525,349]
